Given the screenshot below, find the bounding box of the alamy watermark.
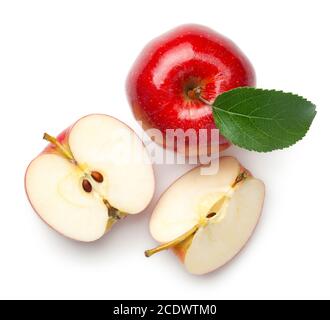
[102,121,226,175]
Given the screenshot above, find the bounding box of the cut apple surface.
[146,157,265,275]
[25,114,155,242]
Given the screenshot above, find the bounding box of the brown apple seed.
[82,179,92,193]
[91,171,104,183]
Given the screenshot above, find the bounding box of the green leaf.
[212,87,316,152]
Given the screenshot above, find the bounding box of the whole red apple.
[126,24,255,156]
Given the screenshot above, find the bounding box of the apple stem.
[43,133,77,165]
[144,224,200,258]
[197,95,213,106]
[190,87,213,106]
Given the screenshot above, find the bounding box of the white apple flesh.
[145,157,265,275]
[25,114,155,242]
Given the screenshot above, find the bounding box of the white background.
[0,0,329,300]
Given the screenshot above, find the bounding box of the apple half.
[25,114,155,242]
[145,157,265,275]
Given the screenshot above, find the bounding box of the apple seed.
[82,179,92,193]
[206,212,217,219]
[91,171,104,183]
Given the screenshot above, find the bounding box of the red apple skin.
[127,24,256,156]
